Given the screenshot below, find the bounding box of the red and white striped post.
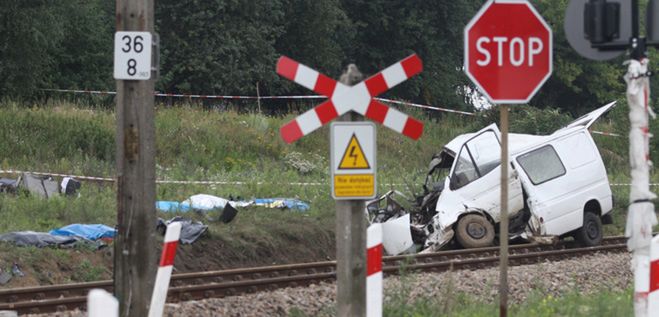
[88,289,118,317]
[649,235,659,316]
[148,222,182,317]
[367,223,383,317]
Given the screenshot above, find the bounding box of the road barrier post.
[366,224,383,317]
[149,222,182,317]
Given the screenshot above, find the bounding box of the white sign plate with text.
[113,32,152,80]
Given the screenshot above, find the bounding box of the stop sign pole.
[464,1,552,316]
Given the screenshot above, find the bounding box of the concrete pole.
[336,64,367,317]
[113,0,157,316]
[499,104,509,317]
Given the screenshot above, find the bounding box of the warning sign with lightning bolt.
[330,122,376,200]
[338,134,371,169]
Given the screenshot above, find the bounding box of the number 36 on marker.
[114,32,152,80]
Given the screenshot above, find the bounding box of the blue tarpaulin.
[253,198,310,211]
[156,201,191,212]
[156,196,310,213]
[49,224,116,240]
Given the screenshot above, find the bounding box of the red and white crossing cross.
[276,55,424,143]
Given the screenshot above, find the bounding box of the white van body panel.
[381,214,415,255]
[513,130,613,236]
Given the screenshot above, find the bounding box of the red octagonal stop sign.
[465,0,552,104]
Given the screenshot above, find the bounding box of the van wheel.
[574,212,602,246]
[455,214,495,248]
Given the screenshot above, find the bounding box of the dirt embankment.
[0,227,336,288]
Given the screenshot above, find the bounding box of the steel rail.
[0,236,629,315]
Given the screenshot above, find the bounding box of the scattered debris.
[182,194,247,211]
[49,224,116,241]
[11,263,24,277]
[157,217,208,244]
[156,195,310,224]
[19,173,59,198]
[0,178,18,194]
[253,198,310,211]
[218,204,238,223]
[60,177,81,196]
[0,269,12,285]
[0,231,78,248]
[156,201,191,212]
[0,173,83,198]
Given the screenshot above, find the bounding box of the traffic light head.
[584,0,620,44]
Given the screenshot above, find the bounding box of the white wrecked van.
[368,102,616,254]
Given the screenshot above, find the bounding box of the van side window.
[516,145,566,185]
[451,131,500,190]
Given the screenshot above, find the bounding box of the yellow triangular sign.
[339,134,370,169]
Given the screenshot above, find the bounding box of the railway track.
[0,236,628,315]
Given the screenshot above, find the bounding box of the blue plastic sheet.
[156,201,191,212]
[156,196,310,213]
[49,224,116,240]
[253,198,310,211]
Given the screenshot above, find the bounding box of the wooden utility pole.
[114,0,157,316]
[499,104,509,317]
[336,64,366,317]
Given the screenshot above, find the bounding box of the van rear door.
[561,101,616,130]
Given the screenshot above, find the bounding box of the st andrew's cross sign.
[276,55,425,142]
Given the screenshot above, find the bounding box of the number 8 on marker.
[113,32,152,80]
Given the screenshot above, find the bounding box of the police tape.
[1,169,656,187]
[41,89,629,137]
[0,169,325,186]
[42,88,325,100]
[591,130,622,137]
[375,97,476,116]
[41,88,476,116]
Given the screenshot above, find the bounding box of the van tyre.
[574,212,602,247]
[455,214,495,248]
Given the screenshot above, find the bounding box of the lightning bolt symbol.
[349,146,358,166]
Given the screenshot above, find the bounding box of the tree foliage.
[530,0,626,114]
[0,0,647,115]
[0,0,113,98]
[155,0,286,94]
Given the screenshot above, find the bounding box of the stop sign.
[465,1,552,104]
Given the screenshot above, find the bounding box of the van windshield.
[450,130,500,190]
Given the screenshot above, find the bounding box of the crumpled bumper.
[420,226,454,253]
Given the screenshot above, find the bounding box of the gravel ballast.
[26,252,632,317]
